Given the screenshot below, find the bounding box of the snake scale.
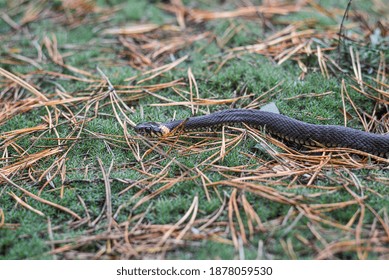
[134,109,389,157]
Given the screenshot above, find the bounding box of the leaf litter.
[0,0,388,259]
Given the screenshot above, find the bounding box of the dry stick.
[97,158,113,232]
[307,0,336,19]
[198,195,227,231]
[186,4,301,21]
[123,122,141,162]
[281,212,304,238]
[311,200,360,213]
[97,67,136,127]
[76,194,91,225]
[188,67,195,115]
[0,173,81,220]
[43,36,94,78]
[240,195,255,239]
[346,208,361,228]
[220,126,226,160]
[175,195,199,241]
[132,172,190,210]
[8,191,45,217]
[231,189,247,244]
[283,91,333,101]
[149,95,253,107]
[127,166,170,202]
[341,170,368,259]
[135,55,189,84]
[298,204,353,232]
[228,189,239,249]
[10,53,42,70]
[277,41,308,65]
[317,46,329,78]
[307,222,331,255]
[365,204,389,240]
[377,52,386,86]
[122,221,139,257]
[1,12,21,29]
[127,202,154,235]
[46,217,56,259]
[241,193,265,232]
[103,23,159,35]
[35,93,100,192]
[306,153,331,186]
[337,0,353,64]
[349,46,360,85]
[97,157,113,254]
[136,135,190,172]
[143,89,208,115]
[157,195,198,246]
[340,79,348,127]
[196,130,246,170]
[0,148,62,179]
[231,29,315,53]
[0,208,4,227]
[316,238,389,260]
[0,125,48,143]
[356,204,367,259]
[280,239,294,259]
[0,67,48,101]
[342,79,368,131]
[187,67,200,114]
[109,91,136,127]
[246,81,283,108]
[194,167,211,202]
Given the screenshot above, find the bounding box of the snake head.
[134,122,168,137]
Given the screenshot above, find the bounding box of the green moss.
[1,0,388,260]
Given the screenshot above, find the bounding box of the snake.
[134,109,389,158]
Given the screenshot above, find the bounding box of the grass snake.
[134,109,389,158]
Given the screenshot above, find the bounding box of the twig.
[337,0,352,64]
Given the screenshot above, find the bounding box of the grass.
[0,0,388,260]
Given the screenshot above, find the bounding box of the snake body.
[134,109,389,157]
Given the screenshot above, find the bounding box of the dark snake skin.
[134,109,389,157]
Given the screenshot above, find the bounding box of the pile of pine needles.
[0,0,388,259]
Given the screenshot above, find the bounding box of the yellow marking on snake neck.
[160,125,170,136]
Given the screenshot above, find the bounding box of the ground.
[0,0,388,259]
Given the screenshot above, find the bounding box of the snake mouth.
[134,122,170,137]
